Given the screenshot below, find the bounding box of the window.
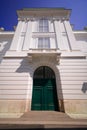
[38,38,50,49]
[39,19,49,32]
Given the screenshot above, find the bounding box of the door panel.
[31,79,43,110]
[31,79,58,111]
[31,66,59,111]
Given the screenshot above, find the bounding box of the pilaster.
[17,21,27,51]
[54,20,63,49]
[22,20,32,50]
[10,20,23,50]
[63,20,79,51]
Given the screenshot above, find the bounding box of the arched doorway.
[31,66,59,111]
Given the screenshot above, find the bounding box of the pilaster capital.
[18,17,26,21]
[18,17,22,21]
[27,17,35,21]
[61,17,69,22]
[52,18,60,21]
[18,17,35,22]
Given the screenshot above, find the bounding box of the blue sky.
[0,0,87,31]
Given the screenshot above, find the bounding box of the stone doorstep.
[67,113,87,119]
[0,120,87,129]
[0,112,87,120]
[0,113,23,118]
[0,112,87,119]
[0,112,87,129]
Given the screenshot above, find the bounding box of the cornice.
[0,31,14,36]
[73,31,87,34]
[17,8,71,20]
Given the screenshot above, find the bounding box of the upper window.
[38,38,50,49]
[39,19,49,32]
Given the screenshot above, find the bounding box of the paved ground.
[0,111,87,129]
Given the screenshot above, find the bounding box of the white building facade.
[0,8,87,117]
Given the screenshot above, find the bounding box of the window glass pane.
[38,38,43,48]
[39,27,43,32]
[39,20,43,26]
[43,27,48,32]
[39,19,49,32]
[43,20,48,26]
[38,38,50,49]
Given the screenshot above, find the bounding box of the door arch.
[31,66,59,111]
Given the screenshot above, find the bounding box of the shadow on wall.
[16,58,28,72]
[82,82,87,93]
[16,58,33,76]
[0,37,12,63]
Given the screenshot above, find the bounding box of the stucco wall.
[0,56,87,114]
[74,32,87,53]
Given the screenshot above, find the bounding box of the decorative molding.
[32,32,55,38]
[17,16,69,23]
[57,53,61,63]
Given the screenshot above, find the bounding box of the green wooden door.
[31,66,59,111]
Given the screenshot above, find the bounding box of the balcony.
[27,48,61,62]
[28,48,60,53]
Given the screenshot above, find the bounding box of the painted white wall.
[18,21,27,51]
[22,20,32,50]
[74,32,87,53]
[0,35,13,61]
[63,20,79,51]
[48,20,54,32]
[10,21,23,50]
[59,21,70,50]
[32,20,38,32]
[0,58,33,100]
[0,57,87,100]
[50,38,56,48]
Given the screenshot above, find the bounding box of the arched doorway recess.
[31,66,59,111]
